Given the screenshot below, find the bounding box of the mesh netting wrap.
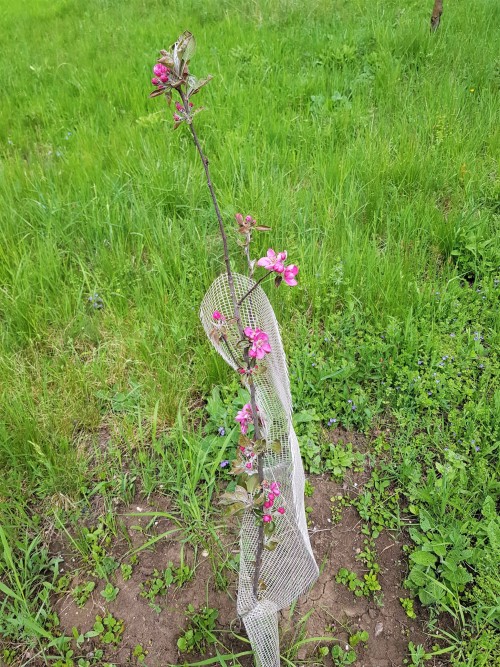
[200,273,319,667]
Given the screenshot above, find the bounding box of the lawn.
[0,0,499,665]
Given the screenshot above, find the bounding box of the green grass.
[0,0,499,664]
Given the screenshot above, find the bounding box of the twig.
[221,333,243,370]
[237,273,270,306]
[180,91,244,340]
[181,90,265,603]
[249,377,265,599]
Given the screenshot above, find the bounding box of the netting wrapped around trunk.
[200,273,319,667]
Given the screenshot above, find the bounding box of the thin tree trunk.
[180,90,266,604]
[430,0,443,31]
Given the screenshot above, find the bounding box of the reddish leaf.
[149,89,165,98]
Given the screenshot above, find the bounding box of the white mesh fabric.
[200,273,319,667]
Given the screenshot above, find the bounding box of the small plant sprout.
[150,31,318,667]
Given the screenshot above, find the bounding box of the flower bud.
[153,63,168,77]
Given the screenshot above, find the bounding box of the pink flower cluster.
[257,249,299,286]
[212,311,225,322]
[239,444,258,475]
[262,481,285,522]
[173,100,194,122]
[151,63,170,88]
[235,403,255,435]
[244,327,272,360]
[235,213,255,227]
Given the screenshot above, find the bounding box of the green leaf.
[253,439,267,454]
[426,542,446,557]
[244,474,260,493]
[482,496,496,520]
[264,536,280,551]
[238,434,251,448]
[420,580,445,604]
[409,550,437,566]
[486,519,500,551]
[419,510,432,532]
[187,74,213,97]
[407,565,426,587]
[219,485,250,506]
[271,440,282,454]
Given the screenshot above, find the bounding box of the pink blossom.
[159,74,169,83]
[262,514,273,523]
[175,101,184,112]
[153,63,168,77]
[235,403,253,435]
[263,500,273,509]
[212,311,225,321]
[269,481,280,496]
[244,327,272,360]
[237,366,258,375]
[151,77,160,86]
[283,264,299,287]
[257,248,288,274]
[267,493,275,502]
[277,507,285,514]
[173,113,182,122]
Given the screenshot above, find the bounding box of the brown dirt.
[286,473,446,667]
[51,472,446,667]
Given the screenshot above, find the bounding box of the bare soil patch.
[51,473,446,667]
[287,473,446,667]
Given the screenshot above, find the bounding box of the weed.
[133,644,148,664]
[352,470,401,537]
[330,494,350,524]
[138,560,192,614]
[304,479,315,497]
[400,597,417,619]
[348,630,369,648]
[177,604,219,654]
[404,641,428,666]
[324,442,364,481]
[100,582,119,602]
[336,566,381,598]
[140,567,173,613]
[92,613,124,645]
[72,581,96,608]
[331,644,356,665]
